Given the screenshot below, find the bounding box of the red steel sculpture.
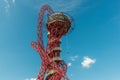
[31,5,72,80]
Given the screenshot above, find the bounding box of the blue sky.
[0,0,120,80]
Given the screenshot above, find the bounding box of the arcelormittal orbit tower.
[31,5,72,80]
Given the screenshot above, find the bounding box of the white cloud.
[52,0,83,12]
[81,56,96,68]
[67,62,72,67]
[25,78,36,80]
[34,0,83,13]
[4,0,10,12]
[12,0,15,4]
[70,74,73,77]
[3,0,15,12]
[70,55,79,61]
